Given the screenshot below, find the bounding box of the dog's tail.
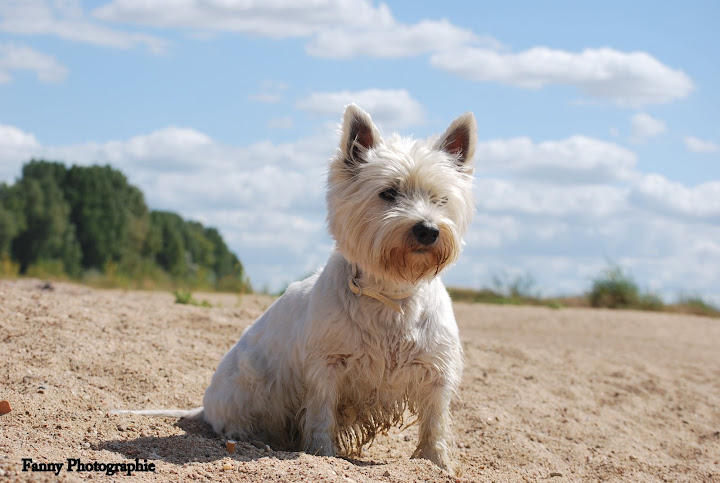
[109,407,204,420]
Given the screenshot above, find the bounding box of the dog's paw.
[220,425,248,442]
[305,434,336,457]
[412,444,453,474]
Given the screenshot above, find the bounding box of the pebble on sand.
[226,440,236,453]
[0,400,11,414]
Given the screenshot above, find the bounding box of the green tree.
[2,159,250,291]
[0,183,21,255]
[10,161,82,277]
[149,211,189,278]
[204,227,249,291]
[63,164,150,271]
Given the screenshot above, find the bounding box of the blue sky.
[1,0,719,303]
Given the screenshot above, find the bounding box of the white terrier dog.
[115,104,476,472]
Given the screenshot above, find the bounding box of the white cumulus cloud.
[0,43,68,83]
[631,174,720,221]
[0,123,42,181]
[306,19,497,58]
[630,113,667,143]
[296,89,425,130]
[475,179,628,218]
[93,0,393,39]
[88,1,695,107]
[430,47,694,106]
[476,135,638,184]
[0,123,40,149]
[0,0,167,53]
[94,0,496,59]
[684,136,720,153]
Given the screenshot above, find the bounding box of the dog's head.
[327,104,476,285]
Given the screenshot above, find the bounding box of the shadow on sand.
[98,418,386,468]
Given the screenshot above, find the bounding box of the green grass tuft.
[173,290,212,308]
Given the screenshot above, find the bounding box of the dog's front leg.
[412,375,455,472]
[301,356,342,457]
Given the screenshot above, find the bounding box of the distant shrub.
[589,265,667,312]
[589,265,640,309]
[638,293,664,311]
[674,295,720,318]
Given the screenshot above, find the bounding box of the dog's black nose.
[412,221,440,246]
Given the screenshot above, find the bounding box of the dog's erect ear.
[435,112,477,166]
[340,104,380,166]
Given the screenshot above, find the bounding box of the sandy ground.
[1,278,719,482]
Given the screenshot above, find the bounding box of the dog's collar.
[347,264,414,315]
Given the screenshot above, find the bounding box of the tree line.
[0,160,251,292]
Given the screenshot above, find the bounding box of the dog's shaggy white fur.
[115,104,476,472]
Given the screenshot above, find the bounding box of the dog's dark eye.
[437,196,449,206]
[379,188,398,202]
